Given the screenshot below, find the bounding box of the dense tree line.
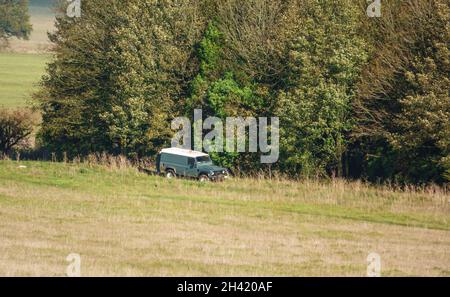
[35,0,449,184]
[354,0,450,184]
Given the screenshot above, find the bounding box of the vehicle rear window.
[161,153,187,165]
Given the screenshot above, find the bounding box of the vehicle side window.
[188,158,195,168]
[162,154,189,166]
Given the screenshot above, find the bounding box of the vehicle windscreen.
[196,156,212,165]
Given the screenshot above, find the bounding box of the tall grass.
[0,159,449,276]
[16,151,448,198]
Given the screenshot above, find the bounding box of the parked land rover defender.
[156,148,228,182]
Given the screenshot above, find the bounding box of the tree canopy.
[35,0,450,184]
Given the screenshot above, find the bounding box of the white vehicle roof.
[160,148,209,158]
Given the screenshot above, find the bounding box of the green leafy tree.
[355,0,450,183]
[276,0,368,177]
[36,0,206,158]
[187,22,264,170]
[0,0,32,47]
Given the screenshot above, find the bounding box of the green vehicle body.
[156,148,228,181]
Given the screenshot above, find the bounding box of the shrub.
[0,108,36,155]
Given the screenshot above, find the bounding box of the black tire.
[198,174,210,182]
[165,169,176,179]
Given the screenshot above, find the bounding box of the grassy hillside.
[0,160,448,276]
[0,1,53,108]
[0,53,50,108]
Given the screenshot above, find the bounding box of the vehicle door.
[186,157,198,178]
[172,155,189,176]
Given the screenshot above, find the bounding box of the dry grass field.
[0,160,449,276]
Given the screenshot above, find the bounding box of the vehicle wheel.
[198,174,210,182]
[165,170,176,179]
